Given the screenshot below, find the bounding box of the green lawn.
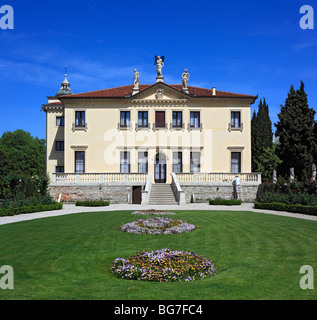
[0,210,316,300]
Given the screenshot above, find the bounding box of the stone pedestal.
[156,76,164,82]
[132,88,139,95]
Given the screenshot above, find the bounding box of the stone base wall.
[49,185,133,204]
[181,184,259,203]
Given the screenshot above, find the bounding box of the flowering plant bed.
[131,209,175,216]
[111,248,216,282]
[121,217,195,235]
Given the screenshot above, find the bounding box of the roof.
[58,83,257,100]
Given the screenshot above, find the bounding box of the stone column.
[312,164,316,180]
[290,168,295,181]
[273,170,277,183]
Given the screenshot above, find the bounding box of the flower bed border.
[111,248,216,282]
[121,217,195,235]
[131,209,175,216]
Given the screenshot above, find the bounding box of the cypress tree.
[251,109,259,172]
[251,98,273,172]
[259,98,273,148]
[275,81,316,180]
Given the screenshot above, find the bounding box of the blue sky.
[0,0,316,140]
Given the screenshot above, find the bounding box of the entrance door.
[154,153,167,183]
[132,186,142,204]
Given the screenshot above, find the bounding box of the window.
[138,151,148,173]
[231,111,241,128]
[155,111,165,128]
[120,111,131,128]
[173,152,183,173]
[172,111,183,128]
[56,166,64,173]
[56,116,64,127]
[190,152,201,173]
[55,141,64,152]
[75,151,85,173]
[75,111,85,127]
[138,111,148,128]
[190,112,200,128]
[120,151,130,173]
[231,152,241,173]
[231,153,241,173]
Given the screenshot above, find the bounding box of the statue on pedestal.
[182,69,190,92]
[154,56,165,81]
[133,69,139,90]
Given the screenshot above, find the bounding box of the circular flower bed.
[121,217,195,235]
[131,209,175,216]
[111,248,216,282]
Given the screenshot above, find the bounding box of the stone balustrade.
[175,172,262,185]
[52,173,148,185]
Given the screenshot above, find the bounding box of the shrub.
[209,199,242,206]
[75,200,110,207]
[0,195,56,209]
[258,178,317,197]
[254,202,317,216]
[258,191,317,206]
[0,203,63,217]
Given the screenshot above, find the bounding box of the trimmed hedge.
[0,203,63,217]
[209,199,242,206]
[254,202,317,216]
[75,200,110,207]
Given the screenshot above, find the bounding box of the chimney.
[212,87,216,96]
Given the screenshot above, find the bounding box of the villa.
[42,61,261,205]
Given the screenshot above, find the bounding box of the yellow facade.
[43,81,256,184]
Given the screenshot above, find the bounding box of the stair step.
[148,183,178,205]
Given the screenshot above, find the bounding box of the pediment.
[131,82,189,102]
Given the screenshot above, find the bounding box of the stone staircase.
[148,184,178,205]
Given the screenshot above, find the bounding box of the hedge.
[209,199,242,206]
[75,200,110,207]
[0,203,63,217]
[254,202,317,216]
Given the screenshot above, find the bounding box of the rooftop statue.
[154,56,165,79]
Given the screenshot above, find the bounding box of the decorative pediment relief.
[131,82,189,103]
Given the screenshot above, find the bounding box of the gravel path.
[1,203,317,226]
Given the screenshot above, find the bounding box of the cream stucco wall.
[46,109,64,179]
[45,84,254,183]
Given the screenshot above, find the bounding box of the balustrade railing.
[175,172,261,184]
[52,173,148,185]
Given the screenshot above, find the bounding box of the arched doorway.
[154,153,167,183]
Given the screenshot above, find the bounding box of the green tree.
[251,110,259,172]
[275,81,316,180]
[255,143,282,182]
[0,130,47,199]
[251,98,273,172]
